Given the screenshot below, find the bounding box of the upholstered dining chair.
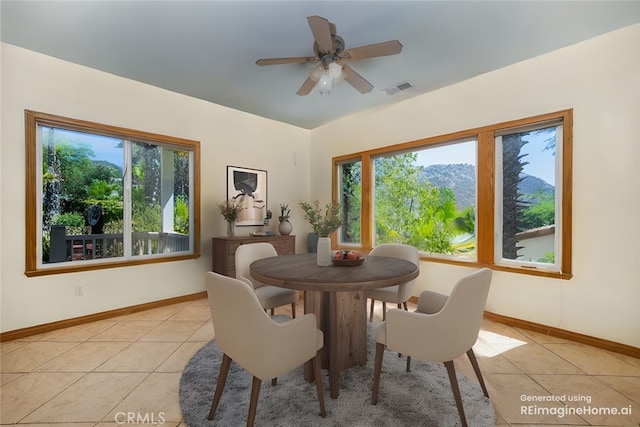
[205,271,326,426]
[365,244,419,321]
[235,242,298,318]
[371,268,492,427]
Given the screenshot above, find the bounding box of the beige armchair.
[366,244,420,321]
[205,271,326,426]
[235,242,298,318]
[371,268,492,427]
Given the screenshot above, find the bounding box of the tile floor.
[1,297,639,426]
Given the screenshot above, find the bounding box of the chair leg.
[403,301,408,311]
[467,349,489,398]
[371,342,385,405]
[382,302,387,321]
[444,360,468,427]
[369,299,375,322]
[313,351,326,417]
[271,378,277,386]
[208,353,232,420]
[270,308,275,316]
[406,356,411,372]
[397,303,407,358]
[291,302,296,318]
[247,376,262,427]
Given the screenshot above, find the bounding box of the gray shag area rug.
[179,325,495,426]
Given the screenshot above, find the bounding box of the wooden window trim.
[332,109,573,279]
[25,110,201,277]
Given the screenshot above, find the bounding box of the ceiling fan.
[256,15,403,96]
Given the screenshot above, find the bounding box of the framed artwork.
[226,166,267,226]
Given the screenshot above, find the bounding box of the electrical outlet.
[74,285,84,296]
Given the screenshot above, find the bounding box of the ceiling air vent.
[383,81,413,95]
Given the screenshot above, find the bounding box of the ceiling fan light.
[318,71,333,95]
[328,62,343,80]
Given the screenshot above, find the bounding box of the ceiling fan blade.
[256,57,317,66]
[342,64,374,94]
[340,40,403,61]
[307,15,334,53]
[296,77,317,96]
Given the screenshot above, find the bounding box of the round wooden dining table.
[250,253,419,398]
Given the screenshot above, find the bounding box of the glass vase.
[316,237,331,266]
[226,221,236,237]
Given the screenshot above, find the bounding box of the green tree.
[340,162,361,243]
[502,134,529,259]
[519,192,555,231]
[373,153,466,254]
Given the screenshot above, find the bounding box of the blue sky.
[416,132,556,185]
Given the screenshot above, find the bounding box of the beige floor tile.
[532,374,640,426]
[188,321,214,341]
[95,341,181,372]
[595,375,640,405]
[34,341,129,372]
[479,319,533,342]
[125,302,191,320]
[105,372,183,423]
[138,320,206,342]
[1,339,29,355]
[39,319,118,341]
[13,424,96,427]
[168,303,211,321]
[3,294,635,427]
[1,372,24,386]
[21,372,147,423]
[484,373,586,425]
[156,341,208,373]
[494,410,509,426]
[514,327,576,345]
[613,352,640,370]
[88,319,163,341]
[545,342,640,376]
[0,372,84,423]
[97,423,182,427]
[496,341,587,375]
[0,341,79,373]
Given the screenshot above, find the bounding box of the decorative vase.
[316,237,331,266]
[307,232,319,253]
[226,221,236,237]
[278,219,292,236]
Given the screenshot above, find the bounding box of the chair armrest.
[237,275,254,290]
[384,308,458,362]
[269,313,321,353]
[416,290,448,314]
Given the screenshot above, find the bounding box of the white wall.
[309,25,640,348]
[2,24,639,348]
[0,43,311,332]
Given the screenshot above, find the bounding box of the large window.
[334,110,572,278]
[25,110,201,276]
[495,121,562,271]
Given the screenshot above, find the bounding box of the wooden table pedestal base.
[303,290,367,399]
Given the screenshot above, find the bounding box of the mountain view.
[421,163,554,210]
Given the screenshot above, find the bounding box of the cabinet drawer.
[212,235,295,276]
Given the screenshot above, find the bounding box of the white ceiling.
[2,1,640,129]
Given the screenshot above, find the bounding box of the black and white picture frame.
[226,166,267,226]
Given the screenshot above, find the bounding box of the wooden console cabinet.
[211,235,295,277]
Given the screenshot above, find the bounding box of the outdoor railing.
[48,227,189,262]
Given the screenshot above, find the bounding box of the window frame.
[494,122,563,271]
[332,109,572,279]
[25,110,201,277]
